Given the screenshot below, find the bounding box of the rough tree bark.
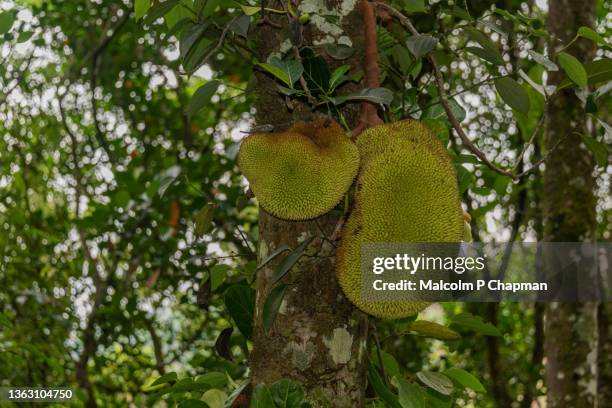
[248,1,369,406]
[543,0,598,407]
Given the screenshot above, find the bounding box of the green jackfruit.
[337,120,464,319]
[237,119,359,220]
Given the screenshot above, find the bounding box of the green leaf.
[425,389,452,408]
[416,372,454,396]
[195,204,215,236]
[262,284,287,333]
[328,64,351,92]
[113,190,130,208]
[230,14,250,38]
[450,312,501,336]
[186,80,220,118]
[577,26,609,46]
[528,50,558,71]
[258,58,303,88]
[397,379,426,408]
[465,46,503,66]
[368,363,402,408]
[443,368,486,393]
[210,264,229,291]
[422,99,466,123]
[557,52,587,88]
[407,320,460,340]
[250,384,274,408]
[421,118,449,146]
[494,77,530,114]
[135,0,151,20]
[224,285,256,338]
[406,35,438,58]
[150,372,178,387]
[271,236,314,285]
[581,134,609,167]
[269,379,305,407]
[17,31,34,43]
[331,87,393,106]
[241,5,261,16]
[196,372,227,389]
[201,0,221,17]
[325,44,355,60]
[370,349,401,380]
[143,0,180,25]
[560,58,612,90]
[0,11,15,34]
[402,0,426,13]
[462,27,503,65]
[158,165,181,197]
[302,51,331,93]
[202,389,228,408]
[258,244,290,269]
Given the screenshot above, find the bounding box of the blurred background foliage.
[0,0,610,406]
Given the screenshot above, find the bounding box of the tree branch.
[376,2,564,181]
[353,0,384,138]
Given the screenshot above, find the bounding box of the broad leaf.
[224,285,256,338]
[250,384,274,407]
[202,389,228,408]
[577,26,609,47]
[0,11,15,34]
[186,80,220,118]
[143,0,180,25]
[450,312,501,336]
[527,50,559,71]
[263,284,287,333]
[135,0,151,20]
[271,236,314,285]
[368,363,402,408]
[406,35,438,58]
[407,320,460,340]
[416,372,453,396]
[443,368,486,393]
[397,379,426,408]
[558,52,587,88]
[494,77,530,114]
[269,379,305,407]
[150,372,178,387]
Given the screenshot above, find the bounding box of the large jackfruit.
[237,119,359,220]
[337,120,464,319]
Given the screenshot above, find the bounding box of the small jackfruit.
[237,119,359,220]
[337,120,464,319]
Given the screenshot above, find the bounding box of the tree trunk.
[598,303,612,406]
[543,1,598,407]
[249,2,369,406]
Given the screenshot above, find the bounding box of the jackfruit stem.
[353,0,383,138]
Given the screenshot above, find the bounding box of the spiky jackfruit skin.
[237,119,359,220]
[337,120,464,319]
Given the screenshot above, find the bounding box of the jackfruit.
[337,120,464,319]
[237,119,359,220]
